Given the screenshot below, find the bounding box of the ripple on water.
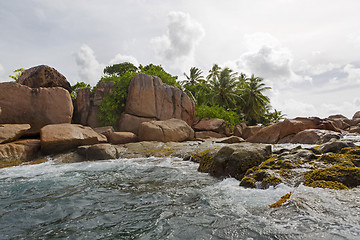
[0,157,359,239]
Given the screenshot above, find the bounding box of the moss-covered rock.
[317,153,355,167]
[306,180,348,190]
[210,143,272,180]
[305,166,360,188]
[269,192,292,208]
[239,176,257,188]
[261,176,282,188]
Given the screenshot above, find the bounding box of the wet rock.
[0,139,41,167]
[77,144,122,160]
[209,143,272,180]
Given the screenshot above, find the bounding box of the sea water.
[0,156,359,239]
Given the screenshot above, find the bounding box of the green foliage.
[195,105,241,127]
[9,68,25,81]
[98,71,138,127]
[71,82,90,98]
[97,63,179,128]
[139,64,179,87]
[104,62,138,76]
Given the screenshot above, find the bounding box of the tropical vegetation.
[69,61,284,128]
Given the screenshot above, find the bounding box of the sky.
[1,0,360,119]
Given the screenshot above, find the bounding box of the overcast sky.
[1,0,360,119]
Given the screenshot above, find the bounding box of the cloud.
[273,98,318,118]
[74,44,105,86]
[0,64,6,82]
[109,54,139,66]
[224,33,311,84]
[74,44,140,85]
[151,11,205,70]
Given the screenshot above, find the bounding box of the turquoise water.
[0,157,359,239]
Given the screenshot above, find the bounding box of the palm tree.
[207,64,221,82]
[208,67,241,109]
[183,67,205,86]
[241,74,271,125]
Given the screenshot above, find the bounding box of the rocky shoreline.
[1,65,360,193]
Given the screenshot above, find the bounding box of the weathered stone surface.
[118,113,155,135]
[77,143,121,160]
[194,118,226,134]
[290,129,341,144]
[93,126,114,139]
[247,117,340,144]
[233,123,247,138]
[0,124,31,144]
[138,119,194,142]
[72,88,91,126]
[318,139,356,154]
[242,126,262,140]
[17,65,72,92]
[352,111,360,120]
[72,81,115,128]
[125,73,195,126]
[195,131,226,139]
[0,83,73,134]
[209,143,272,180]
[109,132,138,144]
[40,124,103,154]
[215,136,245,144]
[0,139,41,163]
[349,126,360,133]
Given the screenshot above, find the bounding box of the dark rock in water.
[0,139,41,167]
[77,144,122,161]
[209,143,272,180]
[318,139,355,154]
[17,65,72,93]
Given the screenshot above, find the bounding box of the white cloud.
[224,32,311,84]
[74,44,140,85]
[109,54,139,66]
[343,64,360,83]
[74,44,104,86]
[273,98,318,118]
[151,11,205,71]
[0,64,6,82]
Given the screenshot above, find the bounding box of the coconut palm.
[241,74,271,125]
[208,67,241,109]
[183,67,205,86]
[207,64,221,82]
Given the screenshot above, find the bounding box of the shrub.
[195,105,241,127]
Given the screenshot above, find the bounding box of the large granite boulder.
[118,113,155,135]
[208,143,272,180]
[0,139,41,164]
[194,118,226,134]
[138,119,194,142]
[0,124,31,144]
[247,117,340,144]
[195,131,225,139]
[109,132,138,144]
[17,65,72,93]
[77,143,121,161]
[0,83,73,135]
[72,81,114,128]
[289,129,341,144]
[122,73,195,132]
[40,124,105,154]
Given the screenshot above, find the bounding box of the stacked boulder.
[119,73,195,135]
[193,118,228,139]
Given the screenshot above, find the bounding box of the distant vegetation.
[70,62,285,128]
